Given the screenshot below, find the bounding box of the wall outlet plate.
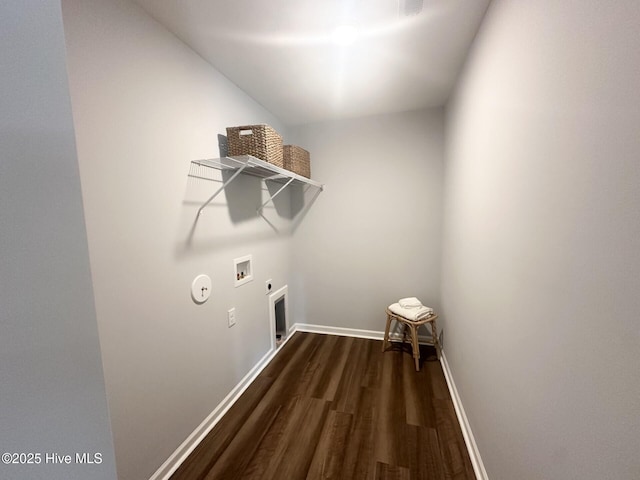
[265,278,273,295]
[227,308,236,327]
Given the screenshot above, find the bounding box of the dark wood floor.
[170,332,474,480]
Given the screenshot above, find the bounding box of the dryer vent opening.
[275,296,286,347]
[269,285,288,350]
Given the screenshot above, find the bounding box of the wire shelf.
[191,155,323,189]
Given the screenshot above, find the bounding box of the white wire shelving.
[190,155,324,217]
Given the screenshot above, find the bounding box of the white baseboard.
[293,322,438,345]
[148,333,296,480]
[293,323,384,340]
[149,323,486,480]
[440,351,488,480]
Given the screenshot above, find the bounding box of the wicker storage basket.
[226,124,283,168]
[283,145,311,178]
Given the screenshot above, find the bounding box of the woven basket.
[283,145,311,178]
[226,124,283,168]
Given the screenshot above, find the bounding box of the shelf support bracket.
[257,177,295,215]
[196,164,248,217]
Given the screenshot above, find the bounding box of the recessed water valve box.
[234,255,253,287]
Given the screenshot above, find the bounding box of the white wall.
[62,1,293,479]
[443,1,640,478]
[290,109,444,332]
[0,2,117,479]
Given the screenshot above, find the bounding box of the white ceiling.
[132,0,490,126]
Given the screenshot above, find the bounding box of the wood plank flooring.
[171,332,474,480]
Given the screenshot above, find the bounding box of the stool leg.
[382,313,392,352]
[431,318,441,359]
[409,325,420,371]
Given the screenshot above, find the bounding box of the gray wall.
[443,1,640,478]
[290,109,444,332]
[0,2,117,479]
[62,1,293,479]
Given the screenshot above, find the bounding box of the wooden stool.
[382,308,441,371]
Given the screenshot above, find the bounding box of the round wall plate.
[191,274,211,304]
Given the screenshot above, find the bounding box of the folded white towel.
[399,297,423,308]
[388,302,434,321]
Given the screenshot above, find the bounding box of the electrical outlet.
[227,308,236,328]
[265,278,273,295]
